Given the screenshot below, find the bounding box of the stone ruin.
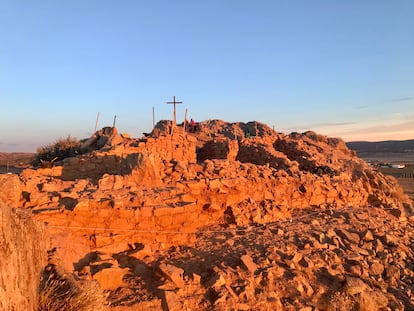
[1,119,413,310]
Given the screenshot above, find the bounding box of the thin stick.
[183,108,188,134]
[152,106,155,128]
[94,112,100,133]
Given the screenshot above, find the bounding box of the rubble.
[1,120,413,309]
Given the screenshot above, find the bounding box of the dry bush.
[33,135,82,167]
[38,265,108,311]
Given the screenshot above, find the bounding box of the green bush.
[33,135,82,167]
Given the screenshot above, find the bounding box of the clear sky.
[1,0,413,152]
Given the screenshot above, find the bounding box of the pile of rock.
[104,206,414,310]
[0,120,413,309]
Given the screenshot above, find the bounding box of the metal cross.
[166,96,183,125]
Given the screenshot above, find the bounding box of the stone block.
[158,263,185,288]
[241,254,258,274]
[93,267,128,290]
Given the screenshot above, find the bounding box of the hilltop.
[1,120,414,310]
[347,139,414,153]
[347,139,414,166]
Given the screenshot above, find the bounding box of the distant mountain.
[346,139,414,153]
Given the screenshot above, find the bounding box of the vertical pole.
[94,112,100,133]
[152,106,155,128]
[183,108,188,134]
[167,96,182,134]
[173,96,177,126]
[113,115,117,128]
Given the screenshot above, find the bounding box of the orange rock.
[241,254,258,275]
[157,263,185,288]
[0,174,21,207]
[92,266,129,290]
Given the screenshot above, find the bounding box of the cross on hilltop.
[166,96,183,126]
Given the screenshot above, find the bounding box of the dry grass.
[38,265,108,311]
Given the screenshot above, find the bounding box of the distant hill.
[0,152,34,167]
[346,139,414,153]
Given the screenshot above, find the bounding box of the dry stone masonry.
[1,120,413,310]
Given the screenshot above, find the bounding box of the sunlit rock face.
[0,201,48,310]
[0,121,413,308]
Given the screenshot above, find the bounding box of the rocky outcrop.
[0,201,48,310]
[0,120,413,309]
[6,123,411,267]
[81,127,125,151]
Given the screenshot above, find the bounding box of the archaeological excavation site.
[1,120,414,310]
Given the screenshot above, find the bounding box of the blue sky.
[1,0,413,152]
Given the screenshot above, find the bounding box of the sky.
[1,0,413,152]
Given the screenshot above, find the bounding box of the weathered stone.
[358,288,389,311]
[98,173,116,190]
[362,230,374,242]
[347,264,362,277]
[312,240,328,249]
[387,208,402,218]
[384,234,399,246]
[349,243,369,256]
[0,174,22,207]
[375,239,384,253]
[369,261,384,276]
[385,265,400,286]
[93,266,128,290]
[158,263,185,288]
[299,256,314,269]
[164,291,184,311]
[208,178,222,190]
[241,254,258,274]
[0,202,48,311]
[206,270,227,290]
[73,199,90,212]
[291,252,303,263]
[336,228,360,244]
[345,276,367,295]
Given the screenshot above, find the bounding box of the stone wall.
[22,132,197,182]
[197,138,239,162]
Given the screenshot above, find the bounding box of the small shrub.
[33,135,82,167]
[38,264,108,311]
